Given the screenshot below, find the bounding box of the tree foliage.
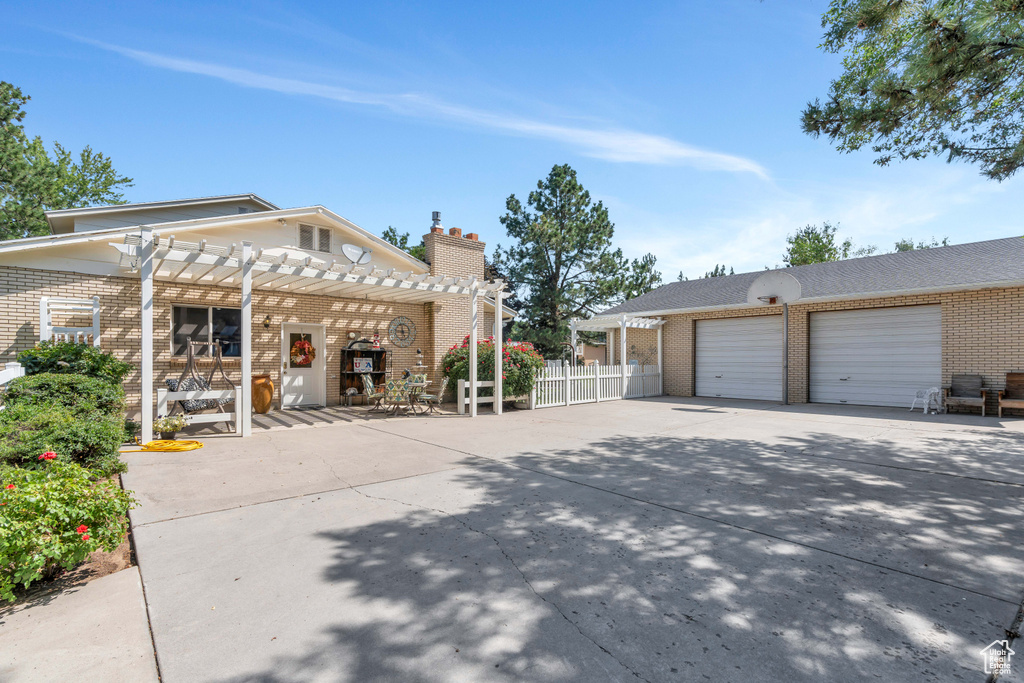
[493,164,658,356]
[803,1,1024,180]
[380,226,426,262]
[784,222,861,266]
[893,235,950,251]
[703,264,734,278]
[1,82,132,240]
[622,253,662,300]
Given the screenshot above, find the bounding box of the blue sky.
[4,1,1022,277]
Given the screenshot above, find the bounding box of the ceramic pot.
[252,374,274,414]
[159,431,177,441]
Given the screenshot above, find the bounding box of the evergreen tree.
[622,253,662,300]
[494,164,639,357]
[1,82,132,240]
[803,1,1024,180]
[703,264,734,278]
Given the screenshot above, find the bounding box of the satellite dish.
[746,270,801,305]
[341,244,373,265]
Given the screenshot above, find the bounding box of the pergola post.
[656,324,664,395]
[240,241,253,436]
[619,314,628,398]
[570,320,578,364]
[607,328,615,366]
[469,286,478,417]
[493,290,503,415]
[140,227,155,444]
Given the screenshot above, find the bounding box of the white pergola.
[113,229,506,442]
[571,314,665,397]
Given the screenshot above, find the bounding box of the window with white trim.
[172,305,242,357]
[298,224,332,253]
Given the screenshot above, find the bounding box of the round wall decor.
[388,316,416,347]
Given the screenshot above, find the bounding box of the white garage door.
[695,316,783,401]
[810,305,941,407]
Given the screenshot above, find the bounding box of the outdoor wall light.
[262,315,271,330]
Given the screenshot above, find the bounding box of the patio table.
[406,381,431,414]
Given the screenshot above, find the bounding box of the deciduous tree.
[1,82,132,240]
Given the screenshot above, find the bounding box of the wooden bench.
[944,374,986,417]
[998,372,1024,418]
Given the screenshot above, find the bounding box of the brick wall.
[607,327,660,366]
[423,229,487,381]
[0,265,429,413]
[658,286,1024,412]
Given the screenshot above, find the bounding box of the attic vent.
[238,207,252,214]
[298,224,332,253]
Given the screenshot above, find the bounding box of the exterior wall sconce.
[262,315,271,330]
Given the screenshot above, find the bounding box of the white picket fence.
[532,363,661,409]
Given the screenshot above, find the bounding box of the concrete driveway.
[122,398,1024,682]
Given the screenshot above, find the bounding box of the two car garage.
[695,305,942,407]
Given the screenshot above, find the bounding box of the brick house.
[0,194,514,438]
[585,237,1024,413]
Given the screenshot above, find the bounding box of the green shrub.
[441,336,545,398]
[17,341,133,383]
[0,459,136,602]
[0,403,126,476]
[3,374,126,417]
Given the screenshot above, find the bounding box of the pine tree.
[804,1,1024,180]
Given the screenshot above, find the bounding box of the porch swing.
[163,337,238,427]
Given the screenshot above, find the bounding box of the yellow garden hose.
[120,439,205,453]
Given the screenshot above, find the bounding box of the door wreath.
[290,335,316,368]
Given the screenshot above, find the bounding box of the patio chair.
[361,374,385,411]
[417,376,449,414]
[944,374,987,416]
[382,379,410,415]
[998,372,1024,418]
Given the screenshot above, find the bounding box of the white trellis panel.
[40,296,101,346]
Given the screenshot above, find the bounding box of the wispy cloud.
[78,38,769,178]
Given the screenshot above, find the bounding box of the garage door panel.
[810,306,941,408]
[696,316,782,401]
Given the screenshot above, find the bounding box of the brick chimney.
[422,211,488,383]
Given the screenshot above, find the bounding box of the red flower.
[38,451,56,461]
[4,484,13,490]
[81,534,90,541]
[77,525,89,534]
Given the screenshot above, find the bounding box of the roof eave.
[2,206,431,272]
[600,278,1024,318]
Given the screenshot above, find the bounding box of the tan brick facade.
[658,286,1024,413]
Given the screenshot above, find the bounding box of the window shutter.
[317,227,332,253]
[298,224,315,251]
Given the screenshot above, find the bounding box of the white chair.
[910,387,942,414]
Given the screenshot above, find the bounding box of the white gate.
[531,362,661,409]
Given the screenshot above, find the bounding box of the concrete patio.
[121,397,1024,681]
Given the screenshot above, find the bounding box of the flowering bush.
[0,457,136,602]
[441,336,545,399]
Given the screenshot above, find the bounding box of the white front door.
[810,305,941,407]
[281,323,325,408]
[695,316,783,401]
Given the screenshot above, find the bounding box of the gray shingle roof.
[600,236,1024,316]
